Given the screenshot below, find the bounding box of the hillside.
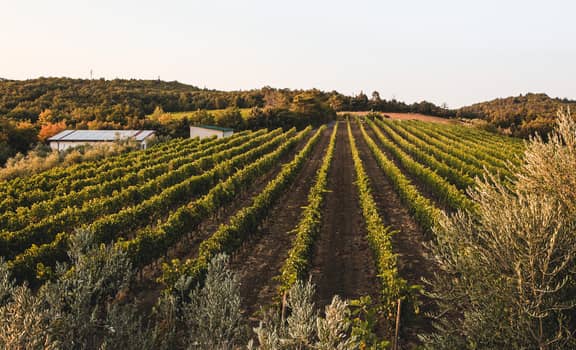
[457,93,576,137]
[1,113,575,347]
[1,77,573,164]
[0,77,266,123]
[0,118,525,347]
[0,78,336,164]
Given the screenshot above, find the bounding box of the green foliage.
[161,126,326,290]
[379,118,487,181]
[339,91,456,119]
[0,135,209,213]
[0,141,137,181]
[407,120,512,171]
[367,119,476,213]
[279,123,338,291]
[176,254,246,349]
[5,129,294,284]
[0,228,144,349]
[422,111,576,349]
[415,120,523,165]
[0,95,551,349]
[348,121,411,337]
[0,77,256,125]
[0,131,258,246]
[120,127,308,271]
[358,120,442,237]
[192,109,216,125]
[349,296,390,350]
[250,279,359,350]
[394,120,513,181]
[457,92,576,137]
[0,236,243,349]
[0,78,338,160]
[290,91,336,126]
[374,119,475,190]
[215,107,245,129]
[0,118,38,164]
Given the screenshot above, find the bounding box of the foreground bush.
[422,111,576,349]
[249,280,359,350]
[0,229,367,349]
[0,228,142,349]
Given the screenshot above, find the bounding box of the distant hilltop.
[0,77,238,123]
[0,77,574,139]
[458,93,576,137]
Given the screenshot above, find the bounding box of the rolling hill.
[457,93,576,137]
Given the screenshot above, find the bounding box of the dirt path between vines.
[309,123,381,309]
[352,121,438,349]
[130,130,313,312]
[366,121,454,213]
[340,112,455,124]
[230,125,334,318]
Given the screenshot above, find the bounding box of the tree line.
[0,78,339,164]
[7,77,571,165]
[457,93,576,137]
[1,77,452,165]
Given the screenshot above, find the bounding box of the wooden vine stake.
[281,291,288,325]
[394,298,402,350]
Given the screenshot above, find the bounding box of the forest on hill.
[0,78,449,164]
[457,93,576,137]
[0,77,451,124]
[1,77,574,165]
[0,78,334,163]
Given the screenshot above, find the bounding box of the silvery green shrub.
[422,111,576,349]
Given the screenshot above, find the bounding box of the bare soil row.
[131,122,438,347]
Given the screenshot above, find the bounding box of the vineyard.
[0,117,525,348]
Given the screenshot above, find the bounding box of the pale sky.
[2,0,575,107]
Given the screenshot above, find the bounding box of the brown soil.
[385,113,454,124]
[129,131,313,312]
[364,123,452,213]
[340,111,455,124]
[309,123,381,309]
[352,121,438,348]
[164,130,316,263]
[229,125,334,318]
[130,122,441,348]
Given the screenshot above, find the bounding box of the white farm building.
[48,130,156,151]
[190,125,234,139]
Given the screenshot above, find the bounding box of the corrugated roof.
[48,130,156,142]
[132,130,156,141]
[194,125,234,132]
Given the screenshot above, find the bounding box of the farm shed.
[48,130,156,151]
[190,125,234,139]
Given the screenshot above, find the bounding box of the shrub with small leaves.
[178,253,246,349]
[422,110,576,349]
[250,279,359,350]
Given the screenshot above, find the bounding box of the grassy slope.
[148,108,253,120]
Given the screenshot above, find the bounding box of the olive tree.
[422,111,576,349]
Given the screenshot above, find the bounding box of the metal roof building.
[48,130,156,151]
